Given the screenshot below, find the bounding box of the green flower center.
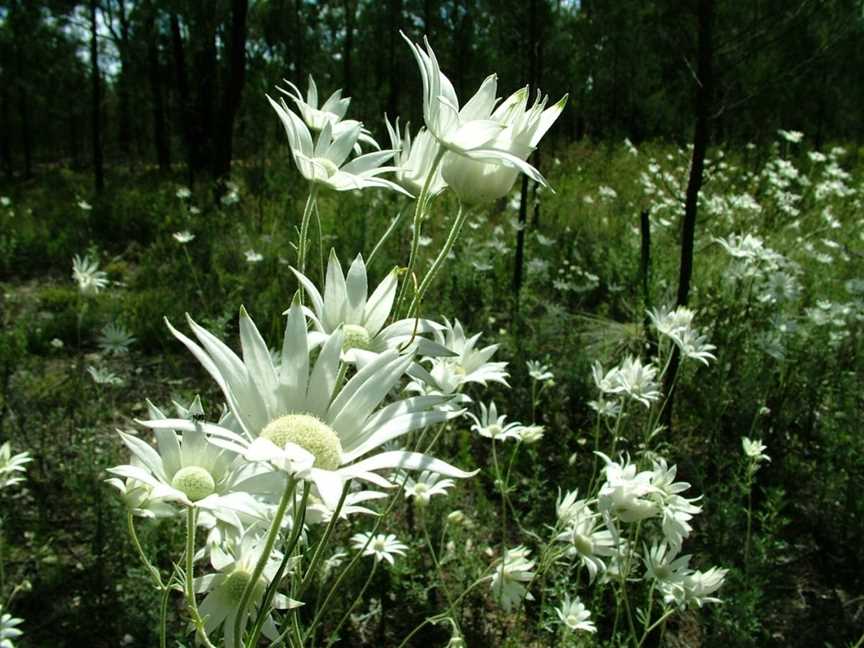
[260,414,343,471]
[171,466,215,502]
[486,424,503,438]
[572,533,594,557]
[222,569,259,603]
[342,324,372,352]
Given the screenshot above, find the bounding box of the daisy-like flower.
[109,401,253,522]
[244,250,264,264]
[777,129,804,144]
[106,464,176,519]
[72,254,108,295]
[173,231,195,244]
[292,250,450,362]
[383,116,446,197]
[402,35,565,203]
[650,459,702,552]
[351,532,408,565]
[554,496,616,581]
[515,424,544,444]
[466,402,523,441]
[0,606,23,648]
[268,96,409,196]
[77,200,92,211]
[596,453,659,523]
[593,357,661,408]
[648,305,695,341]
[489,545,535,611]
[555,596,596,633]
[526,360,553,382]
[681,566,727,608]
[742,437,770,465]
[305,489,388,525]
[278,75,355,135]
[643,542,692,605]
[440,86,568,204]
[195,529,300,648]
[675,327,717,366]
[163,304,475,510]
[176,187,192,199]
[410,319,509,396]
[402,471,455,506]
[0,443,31,491]
[97,322,136,355]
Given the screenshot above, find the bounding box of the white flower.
[439,87,568,204]
[351,532,408,565]
[279,75,358,136]
[554,496,616,581]
[0,443,31,491]
[675,327,717,366]
[596,453,659,523]
[0,607,23,648]
[108,406,254,517]
[593,358,661,407]
[77,200,92,211]
[489,545,535,611]
[292,251,450,362]
[161,304,475,509]
[682,567,727,608]
[268,96,408,195]
[515,424,544,444]
[526,360,553,382]
[97,322,136,355]
[402,34,565,203]
[173,231,195,244]
[648,305,695,341]
[50,338,64,349]
[244,250,263,264]
[466,402,523,441]
[305,490,387,524]
[742,437,770,465]
[195,529,300,648]
[643,542,692,605]
[176,187,192,199]
[0,197,10,207]
[402,470,454,506]
[777,129,803,143]
[555,596,596,633]
[72,254,108,295]
[650,459,702,551]
[410,319,509,395]
[384,116,446,197]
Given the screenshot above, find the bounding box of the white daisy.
[555,596,596,633]
[0,443,31,491]
[351,532,408,565]
[161,304,476,510]
[173,231,195,244]
[292,251,451,362]
[489,545,535,611]
[402,471,455,506]
[383,116,446,197]
[466,402,523,441]
[72,254,108,295]
[0,607,23,648]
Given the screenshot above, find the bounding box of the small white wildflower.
[173,231,195,244]
[244,249,264,264]
[403,471,455,506]
[72,255,109,295]
[466,402,523,441]
[50,338,64,349]
[77,200,92,211]
[516,424,544,444]
[489,546,535,611]
[87,366,124,386]
[176,187,191,199]
[526,360,554,382]
[742,437,770,465]
[351,532,408,565]
[777,129,803,144]
[555,596,596,633]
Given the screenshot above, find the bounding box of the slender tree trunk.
[145,1,170,172]
[171,13,194,184]
[213,0,249,178]
[342,0,356,98]
[90,0,104,192]
[513,0,539,297]
[115,0,133,160]
[189,5,218,178]
[15,41,32,179]
[0,68,11,179]
[387,0,403,119]
[663,0,714,426]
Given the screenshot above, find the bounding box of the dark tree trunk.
[90,0,104,192]
[342,0,356,98]
[171,13,194,184]
[663,0,714,427]
[114,0,133,159]
[145,1,171,172]
[14,40,32,179]
[213,0,249,178]
[0,63,11,179]
[513,0,540,297]
[189,6,218,178]
[387,0,403,119]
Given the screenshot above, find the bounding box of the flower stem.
[297,185,320,276]
[297,483,351,599]
[407,202,468,318]
[234,476,297,648]
[394,147,446,318]
[367,208,408,268]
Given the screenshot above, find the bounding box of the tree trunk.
[513,0,539,297]
[171,13,194,184]
[90,0,104,192]
[663,0,714,427]
[14,39,32,179]
[387,0,403,119]
[213,0,249,178]
[0,60,11,179]
[114,0,133,160]
[145,1,170,172]
[342,0,355,98]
